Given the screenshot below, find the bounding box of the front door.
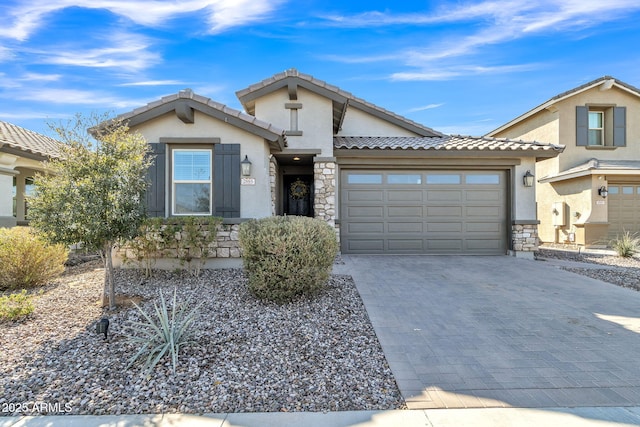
[284,175,313,217]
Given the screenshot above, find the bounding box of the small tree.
[29,114,152,309]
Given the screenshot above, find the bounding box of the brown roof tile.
[0,121,62,159]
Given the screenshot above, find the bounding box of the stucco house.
[118,69,563,259]
[0,121,62,227]
[487,76,640,247]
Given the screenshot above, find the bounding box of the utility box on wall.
[552,201,566,227]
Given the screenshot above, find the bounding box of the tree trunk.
[101,242,117,310]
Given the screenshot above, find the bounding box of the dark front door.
[284,175,313,217]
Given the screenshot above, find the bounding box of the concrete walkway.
[2,407,640,426]
[334,255,640,410]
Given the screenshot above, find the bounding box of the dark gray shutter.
[214,144,240,218]
[145,143,166,217]
[613,106,626,147]
[576,106,588,146]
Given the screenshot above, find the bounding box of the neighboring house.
[487,76,640,247]
[117,69,563,258]
[0,121,62,227]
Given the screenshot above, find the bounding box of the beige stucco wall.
[253,87,334,157]
[338,107,420,137]
[131,110,273,219]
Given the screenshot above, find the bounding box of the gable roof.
[0,121,62,160]
[116,89,287,151]
[539,158,640,183]
[236,68,443,137]
[334,135,564,157]
[486,76,640,137]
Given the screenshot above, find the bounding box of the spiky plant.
[125,288,202,375]
[610,231,640,258]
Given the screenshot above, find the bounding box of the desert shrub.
[239,216,339,302]
[0,290,35,322]
[0,227,68,290]
[610,231,640,258]
[125,288,203,375]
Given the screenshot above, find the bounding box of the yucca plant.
[610,231,640,258]
[125,288,203,375]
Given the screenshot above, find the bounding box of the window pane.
[465,174,500,184]
[608,186,619,195]
[174,151,211,181]
[588,111,603,128]
[347,174,382,184]
[388,174,422,184]
[622,186,633,195]
[174,183,211,214]
[588,130,603,146]
[426,174,460,184]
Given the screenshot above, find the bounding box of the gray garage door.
[340,170,507,254]
[607,183,640,241]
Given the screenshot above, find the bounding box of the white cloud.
[322,0,640,79]
[0,0,286,41]
[407,103,444,113]
[13,87,142,108]
[37,32,160,71]
[119,80,185,87]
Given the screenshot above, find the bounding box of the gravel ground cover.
[0,260,403,416]
[536,248,640,292]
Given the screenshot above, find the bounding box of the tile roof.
[118,89,287,142]
[0,121,62,159]
[540,158,640,183]
[237,68,443,137]
[334,135,564,154]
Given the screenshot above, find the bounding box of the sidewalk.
[3,407,640,427]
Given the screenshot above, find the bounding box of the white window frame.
[171,148,213,216]
[588,111,604,146]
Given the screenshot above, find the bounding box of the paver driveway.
[334,255,640,409]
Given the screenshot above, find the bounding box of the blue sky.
[2,0,640,138]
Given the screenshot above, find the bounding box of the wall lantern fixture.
[241,155,252,177]
[96,317,109,340]
[523,170,535,187]
[598,186,608,198]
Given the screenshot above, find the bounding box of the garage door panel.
[427,239,463,251]
[466,190,501,202]
[348,222,384,233]
[427,190,462,201]
[388,222,423,233]
[426,222,463,232]
[341,169,506,254]
[347,190,384,201]
[426,206,463,217]
[607,183,640,240]
[466,222,501,232]
[347,239,385,252]
[388,206,423,217]
[388,190,423,202]
[387,239,424,251]
[347,206,384,217]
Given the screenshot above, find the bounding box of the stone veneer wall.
[313,160,339,244]
[512,223,539,253]
[215,223,241,258]
[269,158,277,216]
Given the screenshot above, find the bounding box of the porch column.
[0,153,18,227]
[313,157,337,241]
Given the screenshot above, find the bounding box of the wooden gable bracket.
[288,81,298,100]
[175,100,195,124]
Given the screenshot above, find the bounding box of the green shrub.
[122,216,222,277]
[0,227,68,290]
[0,290,35,322]
[239,216,339,302]
[610,231,640,258]
[125,288,202,375]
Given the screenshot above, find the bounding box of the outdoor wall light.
[598,186,608,198]
[96,317,109,340]
[241,155,252,176]
[523,170,534,187]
